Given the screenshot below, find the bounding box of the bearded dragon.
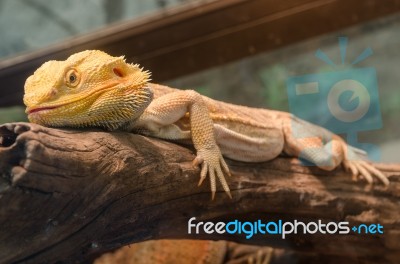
[23,50,389,199]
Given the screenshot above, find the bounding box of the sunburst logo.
[286,37,382,162]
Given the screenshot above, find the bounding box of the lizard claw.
[193,146,232,200]
[343,159,389,186]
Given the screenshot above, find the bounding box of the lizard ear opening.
[113,67,124,77]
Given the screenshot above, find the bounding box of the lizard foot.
[246,248,272,264]
[343,159,389,186]
[193,146,232,200]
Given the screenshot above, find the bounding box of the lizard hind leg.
[284,133,389,185]
[283,116,389,185]
[299,137,344,171]
[328,140,389,185]
[282,116,343,170]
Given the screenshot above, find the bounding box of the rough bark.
[0,122,399,264]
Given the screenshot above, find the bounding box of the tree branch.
[0,122,399,263]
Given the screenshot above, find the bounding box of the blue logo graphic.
[286,37,382,162]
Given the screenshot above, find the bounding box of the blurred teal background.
[166,14,400,162]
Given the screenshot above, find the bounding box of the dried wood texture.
[0,122,399,263]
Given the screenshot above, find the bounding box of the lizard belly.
[213,123,284,162]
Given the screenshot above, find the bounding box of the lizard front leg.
[133,90,231,199]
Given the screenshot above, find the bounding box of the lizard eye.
[65,69,80,87]
[69,74,76,83]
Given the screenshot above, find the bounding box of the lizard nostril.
[50,88,57,97]
[113,68,124,77]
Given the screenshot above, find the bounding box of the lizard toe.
[209,168,216,200]
[198,163,208,186]
[344,160,358,181]
[220,156,231,177]
[355,161,373,184]
[359,161,389,186]
[345,160,389,186]
[215,163,232,199]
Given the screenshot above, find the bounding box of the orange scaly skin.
[24,50,389,200]
[94,240,273,264]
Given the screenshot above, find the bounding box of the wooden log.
[0,122,399,263]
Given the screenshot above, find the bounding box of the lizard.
[22,49,390,264]
[23,50,390,200]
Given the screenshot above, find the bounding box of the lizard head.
[24,50,152,130]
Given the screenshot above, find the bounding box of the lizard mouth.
[27,105,60,114]
[26,81,123,116]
